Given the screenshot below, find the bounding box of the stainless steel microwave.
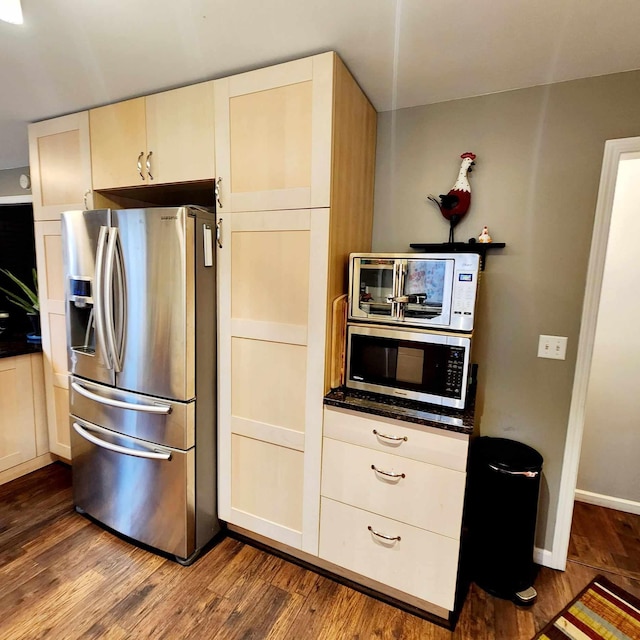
[349,252,480,332]
[346,324,472,409]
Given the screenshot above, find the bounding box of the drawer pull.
[368,526,401,543]
[373,429,407,443]
[371,464,405,480]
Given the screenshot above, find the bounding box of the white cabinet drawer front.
[321,438,465,539]
[323,407,469,471]
[319,498,459,611]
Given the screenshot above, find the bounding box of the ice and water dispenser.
[68,276,95,355]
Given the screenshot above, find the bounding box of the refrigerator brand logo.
[161,215,178,220]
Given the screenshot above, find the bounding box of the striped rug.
[535,575,640,639]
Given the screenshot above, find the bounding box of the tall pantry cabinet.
[215,52,377,554]
[28,111,94,459]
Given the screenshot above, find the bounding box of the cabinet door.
[34,221,70,459]
[218,208,330,552]
[28,112,93,221]
[90,98,147,189]
[214,53,333,212]
[0,355,37,472]
[145,81,215,184]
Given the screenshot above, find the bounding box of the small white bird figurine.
[478,226,492,243]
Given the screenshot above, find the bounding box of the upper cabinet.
[28,112,93,221]
[214,54,333,212]
[90,81,215,190]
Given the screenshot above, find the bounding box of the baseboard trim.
[575,489,640,515]
[0,454,54,486]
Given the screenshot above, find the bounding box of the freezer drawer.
[71,417,195,560]
[70,376,194,449]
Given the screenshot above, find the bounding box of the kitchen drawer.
[321,437,465,539]
[323,407,469,472]
[319,497,460,611]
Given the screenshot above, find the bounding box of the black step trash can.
[467,436,543,605]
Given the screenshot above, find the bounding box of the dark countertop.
[324,387,475,435]
[0,334,43,359]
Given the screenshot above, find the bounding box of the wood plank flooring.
[1,463,638,639]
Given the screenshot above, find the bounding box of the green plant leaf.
[0,269,39,313]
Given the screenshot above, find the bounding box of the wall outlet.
[538,335,568,360]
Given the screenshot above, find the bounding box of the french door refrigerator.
[61,206,221,564]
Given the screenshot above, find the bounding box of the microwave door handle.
[94,226,112,369]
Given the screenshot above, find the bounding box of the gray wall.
[0,167,31,198]
[373,70,640,551]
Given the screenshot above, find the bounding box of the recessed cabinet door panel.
[28,111,93,221]
[231,434,304,533]
[231,229,310,327]
[231,337,307,433]
[0,357,37,472]
[90,98,147,189]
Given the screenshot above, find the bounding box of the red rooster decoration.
[427,152,476,243]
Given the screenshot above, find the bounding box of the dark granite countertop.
[0,334,43,359]
[324,387,475,435]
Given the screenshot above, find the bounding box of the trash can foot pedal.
[514,586,537,605]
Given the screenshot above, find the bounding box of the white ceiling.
[1,0,640,170]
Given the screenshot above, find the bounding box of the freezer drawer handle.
[367,526,401,543]
[72,422,172,460]
[371,464,406,480]
[488,464,539,478]
[71,382,172,415]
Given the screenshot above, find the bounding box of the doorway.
[552,136,640,570]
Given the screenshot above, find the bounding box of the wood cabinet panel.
[231,229,310,326]
[28,111,93,221]
[231,434,304,532]
[0,356,37,472]
[90,98,147,189]
[230,81,313,194]
[145,81,215,184]
[319,497,460,611]
[231,337,307,432]
[321,437,466,539]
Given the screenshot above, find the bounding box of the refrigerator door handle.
[94,226,112,369]
[72,422,172,460]
[71,381,172,414]
[104,227,122,372]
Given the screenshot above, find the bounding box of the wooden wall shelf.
[409,242,506,270]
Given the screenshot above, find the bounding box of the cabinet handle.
[371,464,405,480]
[215,176,223,209]
[146,151,153,180]
[368,526,401,543]
[137,152,144,180]
[216,218,223,248]
[373,429,407,443]
[83,190,91,209]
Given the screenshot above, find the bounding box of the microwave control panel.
[444,346,467,397]
[451,268,479,321]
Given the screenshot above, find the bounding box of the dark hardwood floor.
[1,463,638,639]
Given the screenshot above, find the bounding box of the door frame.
[551,136,640,570]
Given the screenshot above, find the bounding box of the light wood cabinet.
[216,52,377,554]
[90,82,215,190]
[0,353,52,484]
[28,112,93,221]
[320,406,469,613]
[33,221,70,459]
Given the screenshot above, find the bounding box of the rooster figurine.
[427,152,476,243]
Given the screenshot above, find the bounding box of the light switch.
[538,335,568,360]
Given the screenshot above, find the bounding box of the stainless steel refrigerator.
[61,206,221,564]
